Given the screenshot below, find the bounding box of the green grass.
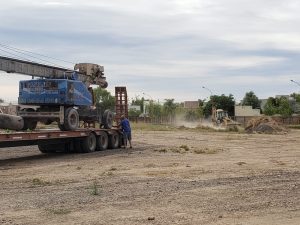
[32,178,51,186]
[90,181,101,196]
[193,147,220,154]
[179,145,190,151]
[288,124,300,129]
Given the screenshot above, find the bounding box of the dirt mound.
[245,117,287,134]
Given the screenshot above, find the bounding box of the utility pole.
[142,92,153,101]
[202,86,215,121]
[202,86,213,96]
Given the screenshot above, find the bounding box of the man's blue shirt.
[121,118,131,133]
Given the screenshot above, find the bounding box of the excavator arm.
[0,56,108,88]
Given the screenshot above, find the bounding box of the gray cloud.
[1,0,300,102]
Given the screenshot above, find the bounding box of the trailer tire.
[64,107,79,131]
[44,119,53,125]
[96,131,108,151]
[119,132,124,148]
[81,133,97,153]
[58,123,67,131]
[38,143,63,153]
[38,144,53,153]
[22,119,37,131]
[102,110,113,129]
[108,131,119,149]
[73,139,83,153]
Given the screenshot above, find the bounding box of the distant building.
[129,105,141,111]
[235,105,260,117]
[183,101,199,109]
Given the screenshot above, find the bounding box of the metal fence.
[128,116,176,125]
[129,115,300,127]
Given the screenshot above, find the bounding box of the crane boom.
[0,55,108,88]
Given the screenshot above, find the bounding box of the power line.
[0,44,72,70]
[0,43,75,65]
[0,48,36,63]
[0,45,62,68]
[0,43,75,70]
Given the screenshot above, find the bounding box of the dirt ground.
[0,128,299,225]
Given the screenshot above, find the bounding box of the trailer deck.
[0,128,122,153]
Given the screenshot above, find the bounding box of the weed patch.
[179,145,190,151]
[193,147,221,154]
[154,148,168,153]
[101,171,114,176]
[32,178,51,186]
[90,181,101,196]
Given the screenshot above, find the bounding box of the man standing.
[120,115,132,149]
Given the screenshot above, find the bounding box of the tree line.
[87,88,300,120]
[128,91,300,120]
[2,89,299,120]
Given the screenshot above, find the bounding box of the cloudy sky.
[1,0,300,103]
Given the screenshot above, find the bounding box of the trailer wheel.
[63,107,79,131]
[81,133,97,153]
[119,132,124,148]
[38,144,53,153]
[96,131,108,151]
[44,119,53,125]
[102,110,113,129]
[38,143,64,153]
[73,139,83,153]
[22,119,37,131]
[58,123,67,131]
[108,131,119,149]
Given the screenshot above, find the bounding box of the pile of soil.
[245,117,287,134]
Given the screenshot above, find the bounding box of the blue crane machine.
[0,56,113,131]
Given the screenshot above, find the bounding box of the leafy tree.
[184,107,203,122]
[93,88,115,114]
[198,99,205,107]
[263,97,277,116]
[148,101,162,118]
[128,108,141,117]
[242,91,261,109]
[131,97,145,113]
[263,97,293,117]
[290,93,300,103]
[185,110,198,121]
[163,99,177,120]
[0,98,3,103]
[203,94,235,117]
[278,98,293,117]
